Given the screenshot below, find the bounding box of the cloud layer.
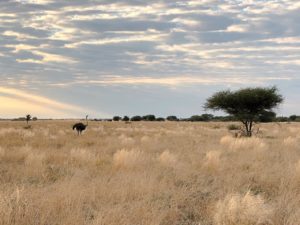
[0,0,300,117]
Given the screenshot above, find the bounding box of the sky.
[0,0,300,118]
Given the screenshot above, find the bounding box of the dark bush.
[258,111,276,122]
[131,116,142,121]
[113,116,121,121]
[142,115,156,121]
[289,115,298,121]
[227,124,240,130]
[122,116,130,121]
[166,116,178,121]
[189,115,204,122]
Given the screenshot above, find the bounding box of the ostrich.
[73,115,88,135]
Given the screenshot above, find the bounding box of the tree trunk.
[242,120,252,137]
[248,121,253,137]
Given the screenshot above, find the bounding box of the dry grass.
[214,191,274,225]
[0,120,299,225]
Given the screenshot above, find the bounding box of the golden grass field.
[0,120,300,225]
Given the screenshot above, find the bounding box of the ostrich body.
[73,115,88,135]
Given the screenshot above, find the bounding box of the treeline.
[11,116,38,121]
[277,115,300,122]
[6,114,300,122]
[108,114,300,122]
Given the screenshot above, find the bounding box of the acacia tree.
[122,116,130,122]
[113,116,121,121]
[26,114,31,125]
[166,116,178,121]
[204,87,283,137]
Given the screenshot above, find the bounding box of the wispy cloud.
[65,31,167,48]
[49,76,292,87]
[2,30,37,40]
[0,87,88,118]
[15,0,54,5]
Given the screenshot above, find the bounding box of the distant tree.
[213,115,237,122]
[14,117,26,121]
[131,115,142,121]
[275,116,289,122]
[122,116,130,122]
[113,116,121,121]
[179,118,189,122]
[189,114,214,122]
[166,116,178,121]
[26,114,31,125]
[189,115,203,122]
[289,115,297,121]
[205,86,283,136]
[258,111,276,122]
[142,115,156,121]
[156,117,165,121]
[32,117,38,121]
[201,114,214,121]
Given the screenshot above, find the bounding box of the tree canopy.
[205,86,283,136]
[166,116,178,121]
[122,116,130,122]
[113,116,121,121]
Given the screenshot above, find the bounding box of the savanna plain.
[0,120,300,225]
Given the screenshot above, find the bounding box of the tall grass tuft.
[214,191,274,225]
[113,148,145,168]
[220,135,268,152]
[158,150,177,167]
